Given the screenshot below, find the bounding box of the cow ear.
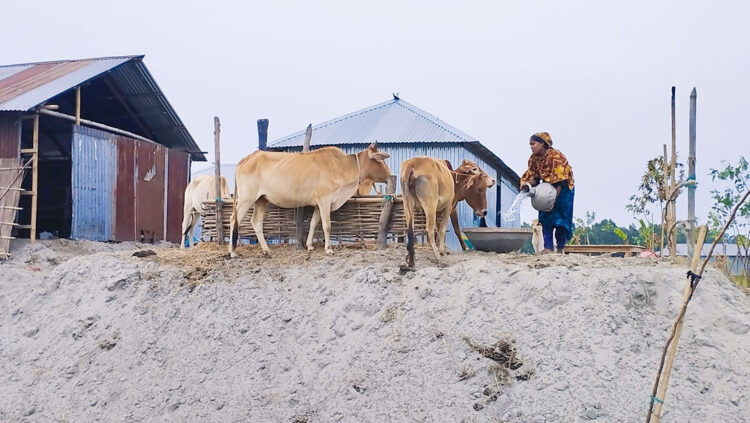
[465,177,474,189]
[369,150,390,161]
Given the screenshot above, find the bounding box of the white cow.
[181,174,231,248]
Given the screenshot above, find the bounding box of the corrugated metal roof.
[269,97,479,148]
[268,96,521,187]
[0,55,205,161]
[0,57,131,110]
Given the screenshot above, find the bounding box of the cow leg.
[180,207,195,249]
[317,200,334,255]
[229,199,253,258]
[188,211,200,247]
[306,207,321,251]
[252,198,271,255]
[403,198,416,268]
[437,204,453,255]
[449,207,467,251]
[422,201,442,263]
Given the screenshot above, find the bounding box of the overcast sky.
[2,0,749,227]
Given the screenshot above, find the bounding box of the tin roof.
[269,96,479,148]
[0,55,205,161]
[268,96,520,186]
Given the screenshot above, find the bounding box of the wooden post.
[667,87,677,258]
[75,86,81,126]
[650,225,707,422]
[376,175,397,249]
[296,124,312,249]
[30,115,39,243]
[687,88,697,252]
[214,117,224,245]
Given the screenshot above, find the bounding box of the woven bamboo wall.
[200,195,436,244]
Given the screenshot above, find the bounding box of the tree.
[571,211,596,245]
[627,156,684,254]
[708,157,750,280]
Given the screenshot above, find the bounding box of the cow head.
[456,160,495,218]
[357,143,391,187]
[459,159,496,188]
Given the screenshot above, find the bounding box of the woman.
[520,132,575,254]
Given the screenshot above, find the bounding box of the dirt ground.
[1,239,749,422]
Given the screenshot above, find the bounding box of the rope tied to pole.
[649,396,664,405]
[383,194,394,203]
[686,271,702,289]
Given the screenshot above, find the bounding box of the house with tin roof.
[0,55,204,248]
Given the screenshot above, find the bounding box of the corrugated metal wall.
[115,139,136,241]
[134,140,165,243]
[71,127,117,240]
[0,113,20,159]
[70,125,190,243]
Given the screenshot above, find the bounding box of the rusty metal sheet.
[135,140,165,243]
[114,137,136,241]
[0,114,20,158]
[166,149,188,243]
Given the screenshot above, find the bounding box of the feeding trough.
[462,227,533,253]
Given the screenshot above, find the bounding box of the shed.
[266,95,522,251]
[0,55,206,244]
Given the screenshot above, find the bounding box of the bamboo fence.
[0,158,28,259]
[200,195,434,245]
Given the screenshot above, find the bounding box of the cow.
[229,143,391,257]
[448,159,496,250]
[181,174,231,248]
[401,158,495,267]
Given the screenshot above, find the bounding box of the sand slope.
[1,240,748,422]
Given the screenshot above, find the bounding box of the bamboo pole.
[649,225,707,422]
[214,117,224,245]
[75,86,81,126]
[30,115,39,243]
[667,87,677,258]
[687,88,697,252]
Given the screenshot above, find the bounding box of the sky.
[2,0,749,227]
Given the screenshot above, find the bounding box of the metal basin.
[462,227,533,253]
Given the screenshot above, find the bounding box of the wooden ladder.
[17,114,39,242]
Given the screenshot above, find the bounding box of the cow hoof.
[325,249,334,255]
[262,250,271,257]
[437,261,448,268]
[229,251,237,258]
[307,246,314,252]
[398,264,414,274]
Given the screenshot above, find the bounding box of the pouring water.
[503,191,530,224]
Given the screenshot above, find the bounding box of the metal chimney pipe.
[257,119,269,151]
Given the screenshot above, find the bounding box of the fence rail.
[200,195,433,244]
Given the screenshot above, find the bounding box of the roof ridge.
[0,55,143,69]
[392,100,475,142]
[269,99,395,146]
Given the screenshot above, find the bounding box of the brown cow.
[401,157,454,267]
[229,143,390,256]
[401,158,495,267]
[448,159,496,250]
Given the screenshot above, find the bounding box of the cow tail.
[231,180,239,249]
[405,168,416,268]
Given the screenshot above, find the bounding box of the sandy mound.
[1,240,749,422]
